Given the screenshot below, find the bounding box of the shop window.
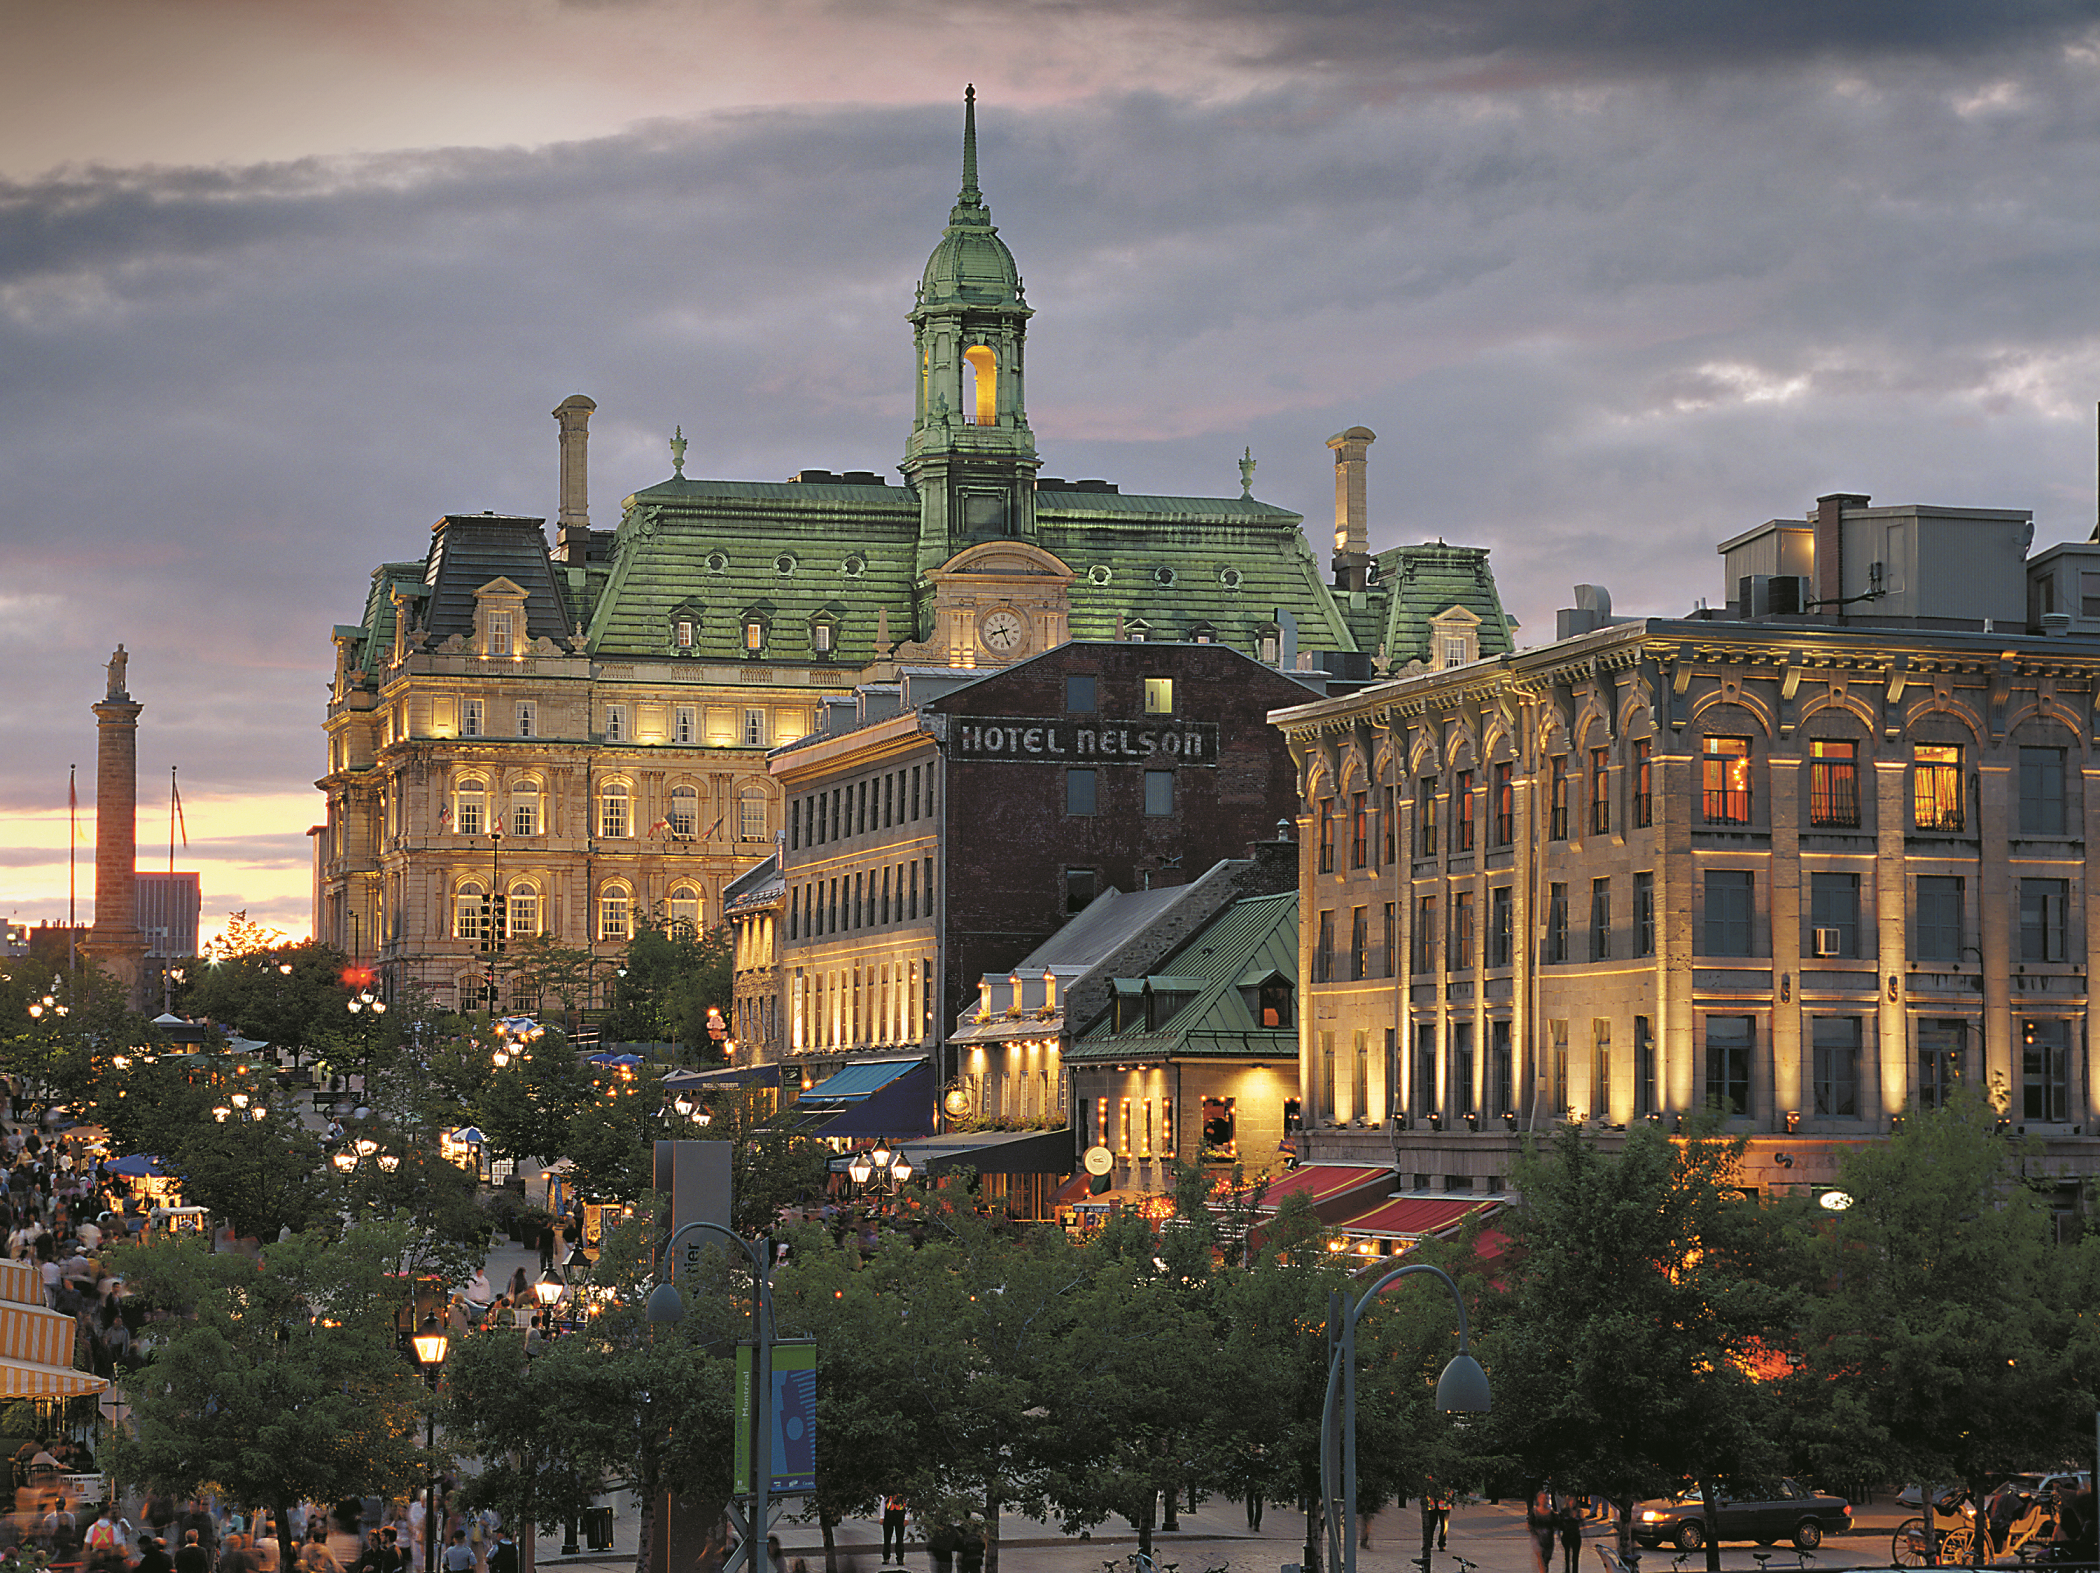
[1202,1096,1237,1158]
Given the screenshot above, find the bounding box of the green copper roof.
[1068,889,1299,1062]
[916,86,1026,316]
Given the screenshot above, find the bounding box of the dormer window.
[812,620,836,656]
[473,577,531,659]
[1428,604,1483,671]
[744,619,767,655]
[676,619,694,649]
[1238,969,1293,1028]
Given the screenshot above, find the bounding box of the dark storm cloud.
[5,48,2100,931]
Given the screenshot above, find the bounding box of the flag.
[702,814,726,841]
[172,773,188,847]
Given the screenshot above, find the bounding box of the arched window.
[738,787,769,842]
[600,781,631,838]
[963,345,997,426]
[510,778,542,837]
[599,883,632,942]
[453,778,486,837]
[668,785,700,839]
[506,881,541,939]
[669,885,702,937]
[454,880,487,942]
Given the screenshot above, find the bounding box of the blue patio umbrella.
[104,1155,168,1178]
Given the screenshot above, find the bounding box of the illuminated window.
[1809,739,1859,827]
[1589,747,1609,835]
[599,781,631,839]
[675,619,694,649]
[1703,737,1751,825]
[454,881,486,942]
[604,706,626,744]
[669,885,702,936]
[1632,739,1651,827]
[599,884,632,942]
[811,621,835,656]
[1144,678,1174,714]
[506,883,540,939]
[453,778,486,836]
[963,345,998,426]
[510,780,541,837]
[668,785,699,838]
[1913,744,1963,830]
[1549,756,1569,839]
[488,612,513,657]
[744,619,766,654]
[745,709,767,747]
[739,789,769,841]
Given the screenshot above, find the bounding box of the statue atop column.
[105,644,129,700]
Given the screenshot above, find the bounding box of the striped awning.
[0,1258,106,1399]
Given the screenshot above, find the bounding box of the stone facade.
[1274,503,2100,1216]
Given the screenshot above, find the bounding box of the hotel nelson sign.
[952,717,1220,766]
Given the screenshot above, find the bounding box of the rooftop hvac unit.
[1739,574,1813,618]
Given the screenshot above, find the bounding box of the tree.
[474,1027,594,1167]
[180,938,351,1067]
[1786,1089,2093,1507]
[109,1226,427,1573]
[167,1107,334,1241]
[603,923,733,1056]
[1482,1122,1790,1570]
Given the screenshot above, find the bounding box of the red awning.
[1241,1164,1395,1214]
[1329,1195,1496,1240]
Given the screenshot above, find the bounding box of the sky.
[5,0,2100,946]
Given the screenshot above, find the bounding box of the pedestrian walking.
[881,1493,908,1564]
[1557,1495,1583,1573]
[1526,1486,1557,1573]
[1426,1480,1453,1551]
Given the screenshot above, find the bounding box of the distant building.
[1274,491,2100,1227]
[724,851,785,1062]
[136,872,201,958]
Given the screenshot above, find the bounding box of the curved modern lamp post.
[646,1220,776,1573]
[1320,1262,1491,1573]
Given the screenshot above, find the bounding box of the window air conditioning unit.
[1813,927,1842,957]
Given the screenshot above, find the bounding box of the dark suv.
[1634,1480,1852,1551]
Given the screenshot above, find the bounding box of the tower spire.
[960,85,980,205]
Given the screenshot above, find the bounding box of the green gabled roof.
[587,477,920,664]
[1372,541,1514,667]
[1069,889,1299,1061]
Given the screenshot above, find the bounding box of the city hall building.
[313,94,1513,1010]
[1275,493,2100,1219]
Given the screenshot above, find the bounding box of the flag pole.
[169,766,177,875]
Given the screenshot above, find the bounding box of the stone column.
[83,675,149,1008]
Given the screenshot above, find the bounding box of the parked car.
[1634,1480,1853,1551]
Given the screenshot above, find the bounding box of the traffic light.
[491,893,508,951]
[479,896,494,952]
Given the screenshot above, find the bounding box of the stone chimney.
[1812,492,1870,620]
[553,394,596,564]
[1327,425,1375,591]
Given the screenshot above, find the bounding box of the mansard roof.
[1371,540,1515,668]
[1068,888,1299,1062]
[420,514,575,646]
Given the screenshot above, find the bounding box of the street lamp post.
[413,1313,451,1573]
[1319,1262,1491,1573]
[647,1220,777,1573]
[485,828,505,1015]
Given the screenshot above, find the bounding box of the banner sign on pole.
[768,1338,817,1495]
[733,1342,755,1496]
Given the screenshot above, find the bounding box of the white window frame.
[462,699,484,738]
[516,701,536,738]
[605,705,626,743]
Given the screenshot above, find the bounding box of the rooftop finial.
[1239,446,1256,499]
[670,425,687,478]
[960,84,980,203]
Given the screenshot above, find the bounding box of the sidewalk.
[523,1496,1913,1573]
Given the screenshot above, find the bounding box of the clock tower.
[903,87,1041,588]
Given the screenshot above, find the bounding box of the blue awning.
[812,1061,935,1140]
[796,1057,925,1109]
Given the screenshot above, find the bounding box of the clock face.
[979,609,1026,653]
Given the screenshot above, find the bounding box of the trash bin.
[584,1507,614,1550]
